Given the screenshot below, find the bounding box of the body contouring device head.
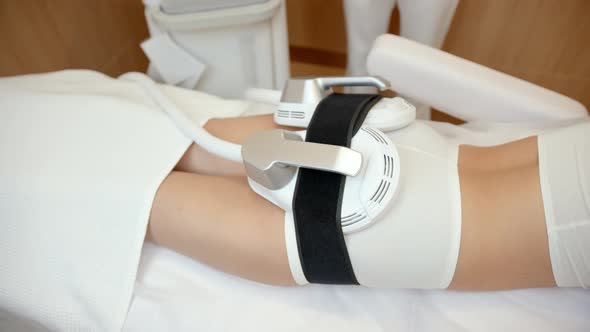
[242,76,415,233]
[243,125,401,233]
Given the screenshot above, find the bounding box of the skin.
[147,114,556,289]
[451,137,555,290]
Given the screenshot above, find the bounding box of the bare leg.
[148,172,295,285]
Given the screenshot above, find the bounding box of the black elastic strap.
[292,93,382,284]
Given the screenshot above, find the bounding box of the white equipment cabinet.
[142,0,290,98]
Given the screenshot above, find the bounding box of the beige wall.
[1,0,588,111]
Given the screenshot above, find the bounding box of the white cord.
[120,72,243,162]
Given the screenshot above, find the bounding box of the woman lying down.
[0,70,588,331]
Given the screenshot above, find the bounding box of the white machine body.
[247,127,401,234]
[273,76,416,130]
[285,121,463,288]
[243,76,415,234]
[276,97,416,131]
[142,0,290,98]
[241,73,459,288]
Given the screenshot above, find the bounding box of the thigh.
[148,171,295,285]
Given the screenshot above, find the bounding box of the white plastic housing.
[367,34,588,122]
[248,127,400,234]
[363,97,416,131]
[275,97,416,132]
[143,0,290,98]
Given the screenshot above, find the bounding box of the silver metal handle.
[280,76,390,104]
[242,130,362,190]
[316,76,390,91]
[276,133,362,176]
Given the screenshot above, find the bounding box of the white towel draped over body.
[0,70,259,331]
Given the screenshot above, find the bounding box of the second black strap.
[292,93,382,284]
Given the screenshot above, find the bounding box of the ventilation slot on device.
[277,110,306,119]
[383,155,394,178]
[362,127,388,145]
[370,179,391,204]
[341,212,367,226]
[376,182,391,203]
[290,111,305,119]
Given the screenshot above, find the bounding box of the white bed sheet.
[124,244,590,332]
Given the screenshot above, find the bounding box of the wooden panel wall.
[286,0,348,54]
[442,0,590,109]
[0,0,149,77]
